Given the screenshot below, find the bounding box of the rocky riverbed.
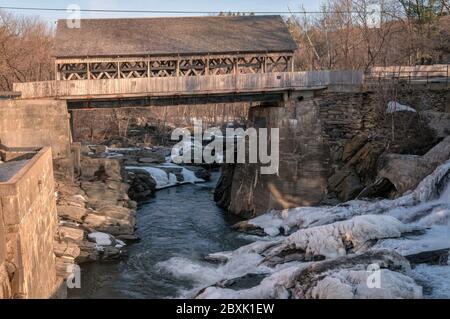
[54,145,210,281]
[168,160,450,299]
[57,128,450,299]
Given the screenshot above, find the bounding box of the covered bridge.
[54,15,298,80]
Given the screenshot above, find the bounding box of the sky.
[0,0,321,25]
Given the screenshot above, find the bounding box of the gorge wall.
[217,84,449,218]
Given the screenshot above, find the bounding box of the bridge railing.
[366,64,450,85]
[13,71,364,100]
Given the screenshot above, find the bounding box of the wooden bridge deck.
[13,71,363,100]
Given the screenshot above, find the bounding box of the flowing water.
[69,172,249,299]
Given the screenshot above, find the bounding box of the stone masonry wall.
[0,99,72,160]
[220,84,448,218]
[0,213,12,298]
[0,148,61,298]
[226,91,330,218]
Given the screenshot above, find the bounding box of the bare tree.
[0,10,54,91]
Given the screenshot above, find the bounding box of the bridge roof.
[54,15,298,58]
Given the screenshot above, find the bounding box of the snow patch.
[263,215,416,261]
[308,269,422,299]
[387,101,417,113]
[88,232,112,246]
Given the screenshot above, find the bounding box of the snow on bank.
[304,268,422,299]
[261,215,418,262]
[239,160,450,237]
[125,164,204,190]
[387,101,417,113]
[163,161,450,299]
[87,232,126,251]
[196,264,309,299]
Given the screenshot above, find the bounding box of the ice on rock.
[181,168,203,184]
[88,232,112,246]
[307,269,422,299]
[126,166,172,189]
[374,224,450,256]
[242,160,450,236]
[196,263,310,299]
[125,164,204,189]
[157,252,271,296]
[262,215,416,262]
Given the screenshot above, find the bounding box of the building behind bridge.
[54,15,297,81]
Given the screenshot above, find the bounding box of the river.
[69,171,249,299]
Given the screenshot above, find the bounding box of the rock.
[80,156,122,182]
[102,246,122,260]
[378,137,450,194]
[83,213,134,236]
[378,154,435,195]
[423,136,450,163]
[328,167,363,201]
[116,234,140,242]
[60,194,87,208]
[328,168,352,190]
[291,250,422,299]
[137,154,165,164]
[420,111,450,139]
[56,226,85,244]
[406,248,450,266]
[96,204,134,220]
[347,141,385,180]
[214,164,235,210]
[342,133,368,161]
[183,165,211,181]
[126,169,157,201]
[57,205,88,223]
[81,181,129,208]
[335,169,364,201]
[53,241,81,259]
[88,145,108,154]
[76,241,100,263]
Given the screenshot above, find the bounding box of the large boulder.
[183,165,211,181]
[82,213,134,236]
[342,133,369,161]
[57,205,88,223]
[81,181,130,208]
[80,156,122,182]
[378,136,450,194]
[378,154,435,195]
[126,169,157,201]
[328,167,364,201]
[420,111,450,139]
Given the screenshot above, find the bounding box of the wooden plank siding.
[13,71,364,100]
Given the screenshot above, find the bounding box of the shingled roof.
[54,15,298,58]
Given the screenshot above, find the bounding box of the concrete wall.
[0,99,71,160]
[0,148,60,298]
